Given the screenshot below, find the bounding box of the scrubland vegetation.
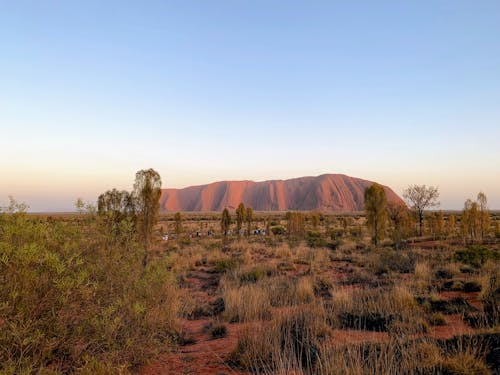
[1,177,499,374]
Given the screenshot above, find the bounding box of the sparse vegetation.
[1,195,498,374]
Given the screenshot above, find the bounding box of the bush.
[210,324,228,339]
[240,266,275,284]
[270,225,286,235]
[368,249,415,275]
[429,312,447,326]
[306,231,326,248]
[454,245,499,268]
[214,258,238,273]
[0,208,178,372]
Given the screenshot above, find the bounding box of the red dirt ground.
[139,257,485,374]
[141,319,250,375]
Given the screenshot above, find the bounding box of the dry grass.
[413,261,433,293]
[222,283,272,322]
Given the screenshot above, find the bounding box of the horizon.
[3,171,499,213]
[1,1,499,211]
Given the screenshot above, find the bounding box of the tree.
[403,185,440,236]
[428,211,444,240]
[286,211,305,236]
[97,189,136,243]
[221,208,232,237]
[477,192,490,241]
[174,212,183,237]
[236,202,246,236]
[462,198,479,242]
[364,183,388,246]
[75,198,85,214]
[311,212,320,230]
[386,201,411,247]
[246,206,253,236]
[133,169,162,269]
[447,214,456,238]
[461,193,490,243]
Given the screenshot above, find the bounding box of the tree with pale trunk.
[477,192,490,242]
[403,185,440,236]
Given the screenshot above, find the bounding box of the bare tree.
[133,169,162,269]
[403,185,440,236]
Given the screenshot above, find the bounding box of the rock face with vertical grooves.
[160,174,404,212]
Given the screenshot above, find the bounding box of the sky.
[1,1,499,211]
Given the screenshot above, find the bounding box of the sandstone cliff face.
[160,174,403,212]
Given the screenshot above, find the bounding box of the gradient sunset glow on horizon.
[1,1,499,211]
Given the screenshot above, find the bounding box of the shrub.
[270,225,286,235]
[239,266,274,284]
[367,249,415,275]
[0,208,178,372]
[441,352,490,375]
[429,312,447,326]
[214,258,238,273]
[210,324,228,339]
[327,286,423,333]
[306,230,326,248]
[454,245,499,268]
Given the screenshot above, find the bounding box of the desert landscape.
[1,171,499,374]
[2,2,500,374]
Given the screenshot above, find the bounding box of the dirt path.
[141,266,249,375]
[141,319,249,375]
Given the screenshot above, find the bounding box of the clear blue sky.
[1,1,499,211]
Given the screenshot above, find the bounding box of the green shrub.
[306,231,326,248]
[454,245,499,267]
[0,205,178,373]
[271,225,286,235]
[214,258,238,273]
[240,266,274,283]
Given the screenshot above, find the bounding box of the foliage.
[454,245,499,268]
[386,201,411,246]
[0,200,178,373]
[364,183,387,245]
[306,230,326,248]
[403,185,440,236]
[97,188,136,243]
[245,206,253,236]
[214,258,238,273]
[133,168,162,268]
[174,212,183,236]
[220,208,232,237]
[236,202,246,234]
[271,225,286,235]
[462,193,490,242]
